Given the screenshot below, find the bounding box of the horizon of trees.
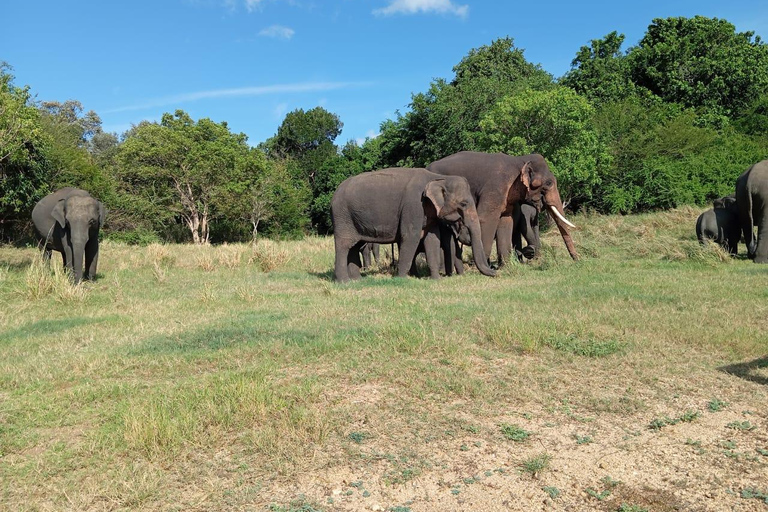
[2,15,767,245]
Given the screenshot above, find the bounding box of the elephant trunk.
[70,230,88,284]
[464,208,496,277]
[543,188,579,261]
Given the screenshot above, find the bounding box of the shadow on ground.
[718,356,768,386]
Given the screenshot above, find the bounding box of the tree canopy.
[2,15,768,245]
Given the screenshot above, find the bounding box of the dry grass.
[0,207,766,511]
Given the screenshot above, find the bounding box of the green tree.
[478,86,609,208]
[560,31,637,105]
[37,100,117,203]
[628,16,768,116]
[0,63,51,240]
[117,111,257,244]
[378,37,553,167]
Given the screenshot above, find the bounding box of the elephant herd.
[696,160,768,262]
[30,154,768,285]
[331,151,578,282]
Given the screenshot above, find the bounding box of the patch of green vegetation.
[649,410,700,430]
[500,424,531,442]
[740,487,768,504]
[707,398,727,412]
[520,452,551,477]
[726,421,755,431]
[544,333,625,357]
[348,432,369,444]
[384,467,420,486]
[617,505,649,512]
[575,434,593,445]
[542,486,560,499]
[586,476,621,501]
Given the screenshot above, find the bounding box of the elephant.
[32,187,106,283]
[511,202,540,261]
[735,160,768,263]
[695,195,740,255]
[427,152,578,266]
[331,168,496,282]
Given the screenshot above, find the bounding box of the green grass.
[1,208,768,509]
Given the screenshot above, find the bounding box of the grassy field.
[1,207,767,511]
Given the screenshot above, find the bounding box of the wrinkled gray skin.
[696,195,740,255]
[32,188,106,283]
[447,203,541,271]
[427,152,578,266]
[361,242,380,269]
[331,168,496,282]
[736,160,768,263]
[511,203,540,261]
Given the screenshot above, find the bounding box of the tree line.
[2,15,767,244]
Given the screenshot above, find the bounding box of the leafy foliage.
[378,37,553,167]
[478,86,609,207]
[629,16,768,116]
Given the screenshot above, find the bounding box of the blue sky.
[3,0,767,147]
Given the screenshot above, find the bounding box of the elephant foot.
[753,255,768,264]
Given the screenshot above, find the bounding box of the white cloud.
[373,0,468,18]
[244,0,264,12]
[259,24,295,39]
[103,81,372,114]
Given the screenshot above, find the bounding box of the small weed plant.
[500,424,531,442]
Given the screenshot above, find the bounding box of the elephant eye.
[545,179,553,187]
[459,200,468,208]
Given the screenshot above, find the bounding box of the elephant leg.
[440,225,455,276]
[85,238,99,280]
[334,237,356,282]
[423,226,442,280]
[479,216,501,267]
[61,234,73,273]
[398,236,421,278]
[361,244,372,269]
[495,216,513,267]
[372,243,380,264]
[348,241,364,279]
[754,207,768,263]
[453,242,465,275]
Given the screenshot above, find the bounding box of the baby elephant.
[32,187,106,283]
[696,195,740,255]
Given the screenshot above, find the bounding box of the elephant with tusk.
[427,151,578,266]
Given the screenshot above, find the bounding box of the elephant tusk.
[549,205,576,229]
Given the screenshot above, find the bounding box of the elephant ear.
[98,202,107,226]
[51,200,67,228]
[424,180,447,216]
[520,161,533,191]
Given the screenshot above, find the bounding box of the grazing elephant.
[32,187,106,283]
[427,152,578,265]
[331,168,496,282]
[736,160,768,263]
[696,195,740,255]
[511,202,540,261]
